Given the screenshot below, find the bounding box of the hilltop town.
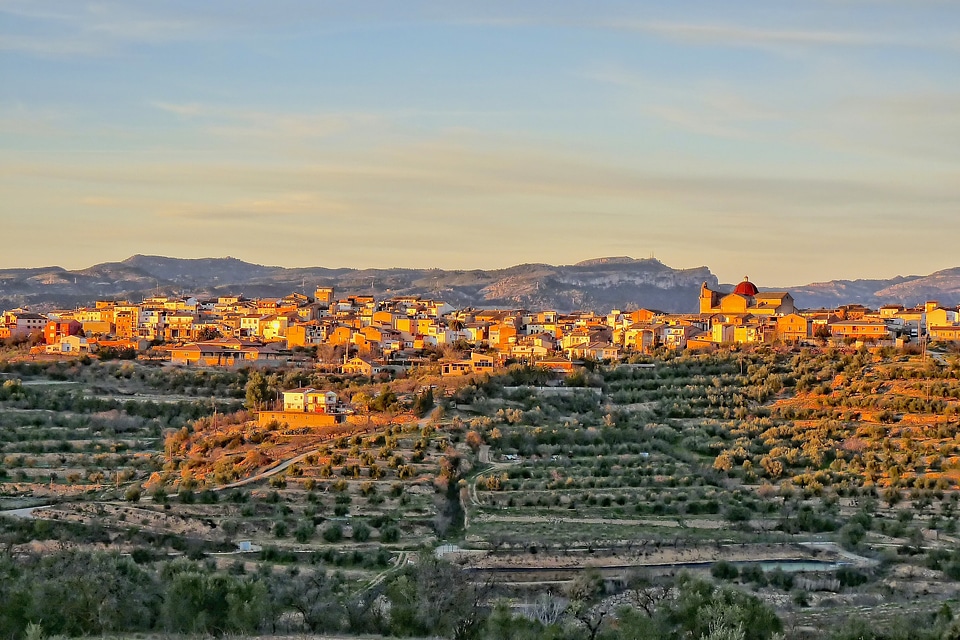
[3,277,956,372]
[4,276,960,638]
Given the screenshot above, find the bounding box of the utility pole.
[921,315,927,363]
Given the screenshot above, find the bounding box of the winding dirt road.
[215,405,441,491]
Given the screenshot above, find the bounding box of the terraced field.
[0,360,244,503]
[5,347,960,638]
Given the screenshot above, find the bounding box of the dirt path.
[356,550,411,595]
[473,513,773,530]
[799,541,881,568]
[417,405,441,428]
[214,424,379,491]
[212,407,439,491]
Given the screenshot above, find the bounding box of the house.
[282,388,340,413]
[45,335,93,355]
[802,312,840,337]
[926,307,959,329]
[711,323,736,344]
[776,314,809,342]
[685,331,717,350]
[441,351,497,376]
[45,319,82,345]
[830,319,891,341]
[238,314,270,338]
[163,313,199,342]
[929,326,960,342]
[170,339,291,368]
[470,351,496,372]
[286,321,330,347]
[879,305,904,319]
[342,356,382,376]
[261,314,295,341]
[441,360,473,376]
[533,356,576,374]
[488,323,518,349]
[112,305,141,339]
[511,343,552,360]
[0,310,49,340]
[565,341,620,361]
[663,323,699,349]
[620,323,663,353]
[733,322,775,344]
[627,309,666,324]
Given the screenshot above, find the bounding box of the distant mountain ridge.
[787,268,960,309]
[1,255,958,313]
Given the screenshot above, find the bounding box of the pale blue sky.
[1,1,958,285]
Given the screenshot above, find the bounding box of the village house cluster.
[2,278,957,372]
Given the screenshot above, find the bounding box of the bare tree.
[530,593,568,626]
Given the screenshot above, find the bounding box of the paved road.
[0,505,53,519]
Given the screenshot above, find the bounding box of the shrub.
[711,560,739,581]
[836,567,869,588]
[739,564,767,585]
[380,525,400,543]
[766,568,795,591]
[294,520,315,543]
[353,521,371,542]
[322,523,343,543]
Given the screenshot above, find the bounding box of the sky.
[1,1,959,286]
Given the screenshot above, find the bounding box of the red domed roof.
[733,277,759,297]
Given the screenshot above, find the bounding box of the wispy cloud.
[586,66,785,139]
[0,105,68,136]
[152,102,206,117]
[0,34,104,56]
[152,102,382,141]
[8,132,958,213]
[157,193,353,222]
[616,20,910,50]
[0,1,210,57]
[2,1,957,59]
[5,128,960,278]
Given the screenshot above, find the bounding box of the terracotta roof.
[733,278,759,297]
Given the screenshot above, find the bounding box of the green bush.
[380,525,400,543]
[294,520,315,543]
[353,521,371,542]
[322,523,343,543]
[711,560,739,581]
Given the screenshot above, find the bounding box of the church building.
[699,278,795,317]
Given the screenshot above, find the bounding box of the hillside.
[0,255,718,313]
[3,254,960,312]
[787,268,960,309]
